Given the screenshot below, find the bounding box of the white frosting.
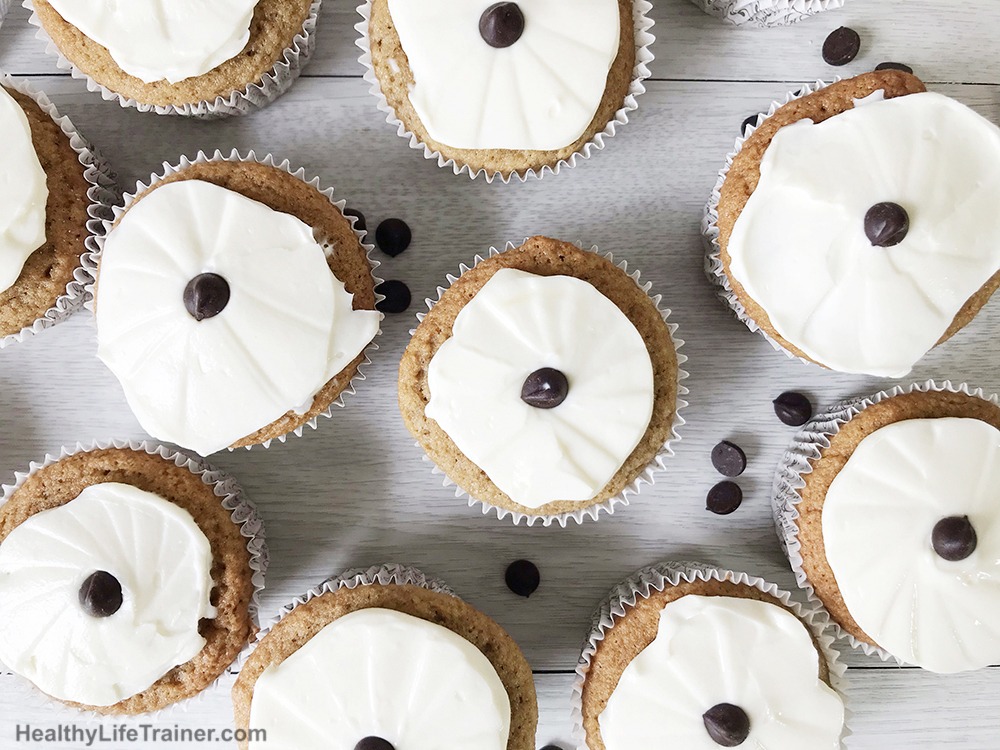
[386,0,621,151]
[0,483,216,706]
[0,85,47,295]
[45,0,259,84]
[96,180,380,456]
[599,595,845,750]
[823,417,1000,673]
[425,268,654,508]
[727,91,1000,377]
[248,608,510,750]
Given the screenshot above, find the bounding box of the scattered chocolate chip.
[183,273,230,321]
[539,746,565,750]
[703,703,751,747]
[354,738,394,750]
[741,115,759,136]
[375,280,411,314]
[521,368,569,409]
[505,560,540,598]
[822,26,861,67]
[375,218,411,257]
[706,481,743,516]
[773,392,813,427]
[932,516,978,561]
[712,441,747,478]
[864,202,910,247]
[875,61,913,74]
[343,208,367,233]
[79,571,123,618]
[480,2,525,48]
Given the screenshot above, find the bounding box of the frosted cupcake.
[359,0,654,180]
[232,564,537,749]
[25,0,319,116]
[774,382,1000,673]
[688,0,844,26]
[704,70,1000,377]
[92,152,381,456]
[399,237,685,525]
[0,441,264,713]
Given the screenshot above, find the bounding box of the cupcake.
[688,0,844,26]
[574,563,846,749]
[0,74,115,347]
[774,382,1000,673]
[398,237,685,525]
[232,564,537,749]
[357,0,654,181]
[0,441,265,713]
[91,151,381,457]
[704,70,1000,377]
[25,0,319,116]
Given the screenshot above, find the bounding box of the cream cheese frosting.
[96,179,380,456]
[248,607,511,749]
[727,91,1000,377]
[45,0,259,84]
[0,482,216,706]
[425,268,654,508]
[599,595,844,749]
[823,417,1000,673]
[386,0,621,151]
[0,85,48,295]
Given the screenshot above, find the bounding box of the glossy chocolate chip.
[480,2,525,48]
[521,368,569,409]
[875,61,913,74]
[703,703,751,747]
[79,570,123,618]
[822,26,861,66]
[375,218,412,257]
[539,746,565,750]
[932,516,978,561]
[773,391,813,427]
[344,208,367,233]
[354,738,394,750]
[707,481,743,516]
[712,441,747,478]
[375,280,411,314]
[741,115,759,136]
[864,202,910,247]
[505,559,540,598]
[183,273,230,321]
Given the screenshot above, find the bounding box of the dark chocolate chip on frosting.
[375,218,411,257]
[707,481,743,516]
[521,368,569,409]
[375,280,411,314]
[773,392,813,427]
[875,61,914,74]
[932,516,978,561]
[712,441,747,478]
[822,27,861,67]
[703,703,751,747]
[79,570,124,618]
[505,559,540,598]
[865,202,910,247]
[480,3,525,48]
[183,273,230,321]
[355,738,394,750]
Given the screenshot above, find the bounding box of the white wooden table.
[1,1,999,747]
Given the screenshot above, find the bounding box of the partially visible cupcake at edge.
[705,69,1000,377]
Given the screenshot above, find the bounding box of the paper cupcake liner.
[688,0,845,27]
[84,148,383,452]
[354,1,655,183]
[772,379,999,664]
[412,239,688,527]
[702,78,838,368]
[571,561,851,750]
[0,72,119,349]
[0,438,268,718]
[23,0,321,118]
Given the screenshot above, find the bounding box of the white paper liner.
[688,0,845,27]
[772,379,1000,666]
[84,148,384,452]
[410,239,688,527]
[570,561,851,750]
[22,0,321,118]
[354,1,655,183]
[0,438,268,718]
[0,72,119,349]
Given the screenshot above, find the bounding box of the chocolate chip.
[480,2,525,48]
[822,26,861,66]
[932,516,978,561]
[707,481,743,516]
[505,560,540,598]
[375,218,411,257]
[741,115,759,136]
[343,208,367,234]
[875,61,913,74]
[354,738,394,750]
[703,703,751,747]
[521,368,569,409]
[375,280,411,314]
[183,273,230,321]
[864,202,910,247]
[773,392,813,427]
[79,571,123,618]
[539,746,565,750]
[712,441,747,478]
